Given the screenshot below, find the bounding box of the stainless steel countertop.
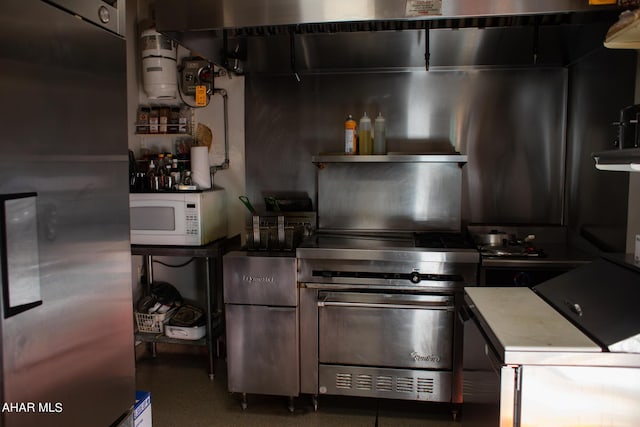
[467,224,599,269]
[479,242,595,268]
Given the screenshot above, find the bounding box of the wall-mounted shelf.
[135,104,194,135]
[312,153,468,164]
[592,148,640,172]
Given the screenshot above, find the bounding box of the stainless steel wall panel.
[317,162,463,231]
[460,68,568,224]
[246,68,567,226]
[565,47,635,252]
[245,27,562,74]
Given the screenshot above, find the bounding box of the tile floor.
[135,344,494,427]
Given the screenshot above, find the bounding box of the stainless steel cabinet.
[226,304,299,396]
[223,252,299,410]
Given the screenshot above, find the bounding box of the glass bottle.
[157,160,167,190]
[171,158,181,185]
[146,160,158,191]
[164,163,173,190]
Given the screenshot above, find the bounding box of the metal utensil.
[264,196,281,212]
[238,195,257,214]
[474,230,510,246]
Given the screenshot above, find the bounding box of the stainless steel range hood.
[155,0,621,72]
[156,0,613,31]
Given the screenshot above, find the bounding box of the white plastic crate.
[135,308,175,334]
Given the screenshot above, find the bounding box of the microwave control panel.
[185,202,199,235]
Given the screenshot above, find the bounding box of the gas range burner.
[414,232,475,249]
[480,244,546,258]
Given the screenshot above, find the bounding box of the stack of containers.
[344,112,386,155]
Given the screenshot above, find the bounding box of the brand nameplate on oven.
[410,352,441,363]
[241,274,275,284]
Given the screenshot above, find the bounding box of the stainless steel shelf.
[592,147,640,172]
[135,332,207,347]
[312,153,468,164]
[134,317,224,347]
[131,235,241,380]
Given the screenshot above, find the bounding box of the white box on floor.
[134,391,152,427]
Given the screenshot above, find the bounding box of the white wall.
[126,0,246,304]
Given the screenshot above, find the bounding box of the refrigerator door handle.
[1,193,43,318]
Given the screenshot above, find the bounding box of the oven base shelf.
[318,364,452,402]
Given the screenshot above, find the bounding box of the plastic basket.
[135,308,176,334]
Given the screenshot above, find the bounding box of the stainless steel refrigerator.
[0,1,135,426]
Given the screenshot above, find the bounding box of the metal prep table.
[132,234,240,379]
[463,257,640,426]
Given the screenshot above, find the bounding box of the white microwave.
[129,188,227,246]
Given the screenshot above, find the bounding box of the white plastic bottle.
[359,112,372,155]
[374,112,386,155]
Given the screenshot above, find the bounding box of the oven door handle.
[317,300,454,311]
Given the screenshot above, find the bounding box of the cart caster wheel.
[287,396,295,413]
[240,393,248,410]
[311,395,318,412]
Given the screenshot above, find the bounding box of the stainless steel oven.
[317,292,455,400]
[297,232,479,419]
